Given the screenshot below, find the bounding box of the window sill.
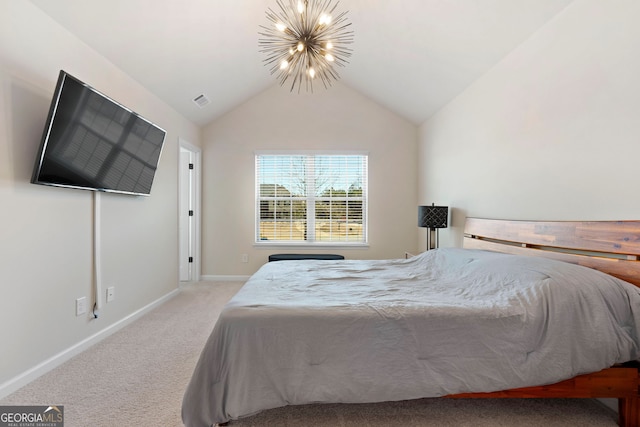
[254,242,369,249]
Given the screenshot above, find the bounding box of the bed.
[182,218,640,427]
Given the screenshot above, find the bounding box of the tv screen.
[31,70,166,196]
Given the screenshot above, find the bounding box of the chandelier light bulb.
[259,0,354,92]
[319,13,331,25]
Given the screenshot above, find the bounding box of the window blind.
[256,153,368,244]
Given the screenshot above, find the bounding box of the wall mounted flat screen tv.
[31,70,166,196]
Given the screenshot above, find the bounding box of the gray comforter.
[182,248,640,427]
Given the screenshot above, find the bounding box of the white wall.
[202,83,418,276]
[0,2,200,391]
[418,0,640,250]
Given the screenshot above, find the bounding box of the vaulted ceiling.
[30,0,574,126]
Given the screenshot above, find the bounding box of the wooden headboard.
[463,218,640,288]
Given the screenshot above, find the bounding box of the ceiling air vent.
[192,93,210,108]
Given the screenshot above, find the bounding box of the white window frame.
[255,151,368,247]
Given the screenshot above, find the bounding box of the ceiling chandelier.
[259,0,354,93]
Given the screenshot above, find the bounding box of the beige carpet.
[1,282,618,427]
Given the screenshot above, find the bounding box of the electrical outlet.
[106,286,115,303]
[241,254,249,263]
[76,297,87,316]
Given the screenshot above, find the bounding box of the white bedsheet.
[182,248,640,426]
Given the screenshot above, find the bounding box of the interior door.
[179,141,201,282]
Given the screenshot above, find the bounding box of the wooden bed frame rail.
[446,363,639,426]
[456,218,640,427]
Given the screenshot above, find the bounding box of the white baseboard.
[0,288,180,399]
[201,275,250,282]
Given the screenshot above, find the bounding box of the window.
[256,153,368,245]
